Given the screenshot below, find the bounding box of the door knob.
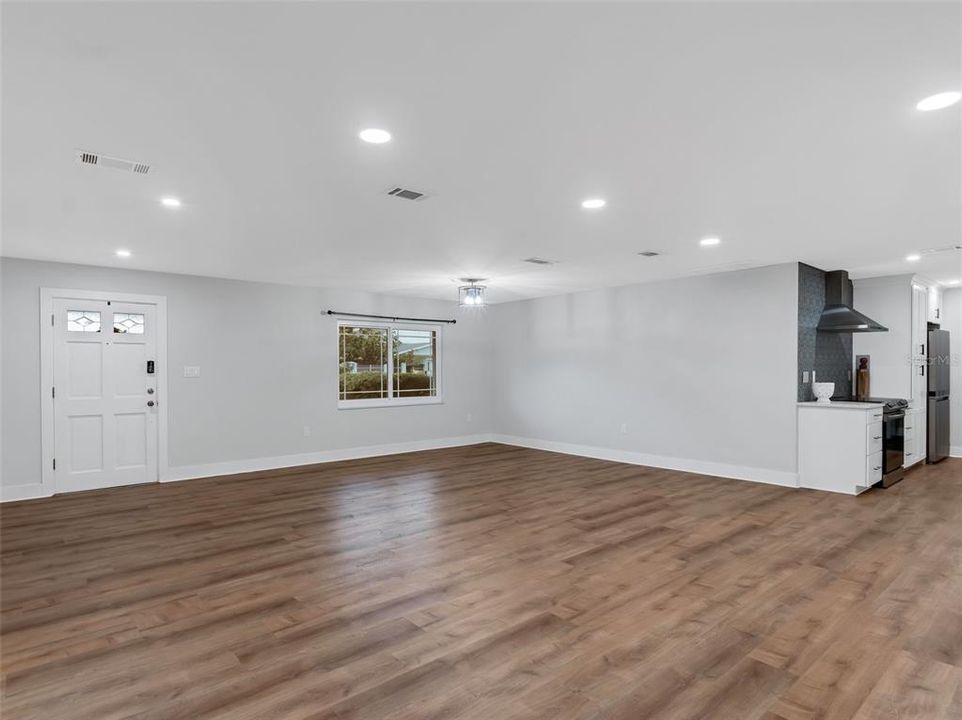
[147,388,155,395]
[147,400,155,407]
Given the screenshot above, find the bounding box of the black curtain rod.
[325,310,456,325]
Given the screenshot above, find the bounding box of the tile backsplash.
[798,263,853,401]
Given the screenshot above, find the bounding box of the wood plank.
[0,444,959,719]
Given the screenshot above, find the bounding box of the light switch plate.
[183,366,201,378]
[802,371,810,383]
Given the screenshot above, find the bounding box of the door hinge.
[52,386,55,398]
[51,313,55,326]
[52,458,56,470]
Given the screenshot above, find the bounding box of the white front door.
[52,297,159,492]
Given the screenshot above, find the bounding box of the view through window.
[338,323,439,406]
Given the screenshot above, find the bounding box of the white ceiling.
[2,1,960,302]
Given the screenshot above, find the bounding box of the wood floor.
[2,444,961,720]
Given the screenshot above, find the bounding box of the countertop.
[797,401,883,410]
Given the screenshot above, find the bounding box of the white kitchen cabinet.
[798,402,885,495]
[909,284,928,461]
[852,276,933,472]
[928,285,943,325]
[904,409,924,468]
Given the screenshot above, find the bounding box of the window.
[338,322,440,407]
[66,310,101,333]
[113,312,145,334]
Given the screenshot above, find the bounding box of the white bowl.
[812,382,835,403]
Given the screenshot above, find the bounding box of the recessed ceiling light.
[700,236,721,246]
[945,279,960,285]
[160,197,181,208]
[115,249,131,258]
[359,128,391,144]
[581,198,606,209]
[916,91,961,112]
[905,253,921,262]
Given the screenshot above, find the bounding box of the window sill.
[337,397,444,410]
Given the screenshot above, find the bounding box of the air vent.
[637,251,661,257]
[523,257,555,265]
[76,150,151,175]
[387,187,425,201]
[920,244,962,254]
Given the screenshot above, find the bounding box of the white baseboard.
[951,446,962,459]
[1,432,804,502]
[162,434,496,483]
[490,434,800,488]
[0,483,52,503]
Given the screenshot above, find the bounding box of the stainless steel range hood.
[816,270,888,333]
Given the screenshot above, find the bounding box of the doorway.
[41,289,168,494]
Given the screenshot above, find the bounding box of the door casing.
[40,288,169,495]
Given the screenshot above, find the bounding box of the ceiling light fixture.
[700,236,722,246]
[359,128,392,144]
[458,278,487,307]
[905,253,921,262]
[160,197,181,208]
[581,198,606,209]
[944,279,960,285]
[115,249,131,258]
[916,91,961,112]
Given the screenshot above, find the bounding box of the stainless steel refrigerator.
[928,329,950,463]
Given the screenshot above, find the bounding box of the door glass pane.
[394,328,437,398]
[339,326,389,400]
[66,310,101,333]
[113,312,145,334]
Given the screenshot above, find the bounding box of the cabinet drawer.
[868,409,883,423]
[866,452,883,485]
[866,422,883,456]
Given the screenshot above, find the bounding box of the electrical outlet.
[183,366,201,378]
[620,423,628,434]
[303,426,311,437]
[802,371,809,383]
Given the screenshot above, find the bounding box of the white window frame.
[336,320,443,409]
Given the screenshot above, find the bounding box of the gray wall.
[850,276,914,402]
[2,258,804,493]
[942,287,961,455]
[489,263,800,478]
[1,258,495,488]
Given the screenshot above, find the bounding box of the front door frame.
[40,288,169,495]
